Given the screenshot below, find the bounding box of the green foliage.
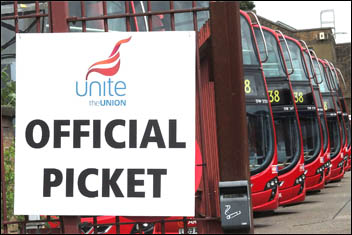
[240,1,256,11]
[1,142,15,221]
[1,66,16,107]
[1,142,23,227]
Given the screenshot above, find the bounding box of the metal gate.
[1,1,250,234]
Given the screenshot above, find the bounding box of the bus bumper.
[306,173,325,191]
[329,165,345,182]
[324,166,332,183]
[346,159,351,171]
[252,189,279,212]
[279,184,305,206]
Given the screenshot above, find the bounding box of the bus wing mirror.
[275,30,294,75]
[336,68,346,89]
[247,11,269,63]
[309,49,324,85]
[299,40,316,81]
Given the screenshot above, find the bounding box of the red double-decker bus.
[254,26,306,206]
[296,40,326,191]
[335,68,351,171]
[310,54,332,182]
[328,64,351,171]
[241,11,279,212]
[319,59,345,182]
[280,36,325,192]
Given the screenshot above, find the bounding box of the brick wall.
[294,28,337,62]
[335,43,351,114]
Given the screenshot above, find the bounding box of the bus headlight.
[338,161,344,168]
[316,166,325,174]
[264,177,279,202]
[324,161,331,169]
[80,223,112,234]
[264,177,279,191]
[294,174,305,195]
[131,223,154,234]
[294,174,305,186]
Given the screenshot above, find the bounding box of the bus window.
[243,73,267,98]
[313,89,328,153]
[195,1,210,30]
[318,62,330,93]
[174,1,210,31]
[325,97,336,113]
[330,68,340,90]
[334,98,342,112]
[174,1,194,30]
[312,59,323,86]
[300,112,321,163]
[69,1,127,32]
[255,29,286,78]
[68,1,210,32]
[274,112,300,171]
[134,1,210,31]
[247,105,274,172]
[326,67,337,91]
[327,116,341,159]
[340,113,347,147]
[240,15,259,66]
[282,40,308,81]
[334,100,346,147]
[313,90,323,109]
[107,2,129,31]
[303,51,314,79]
[320,113,329,152]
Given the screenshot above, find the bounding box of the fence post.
[62,216,81,234]
[209,1,253,233]
[50,1,69,32]
[49,2,81,233]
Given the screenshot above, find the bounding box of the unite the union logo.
[75,36,132,107]
[86,36,132,80]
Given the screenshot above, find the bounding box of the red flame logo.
[86,36,132,80]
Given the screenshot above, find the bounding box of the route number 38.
[268,90,280,103]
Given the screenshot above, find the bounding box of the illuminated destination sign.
[292,86,314,106]
[243,73,267,98]
[267,82,293,106]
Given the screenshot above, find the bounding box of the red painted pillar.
[209,1,253,233]
[62,216,81,234]
[50,1,69,32]
[49,2,80,233]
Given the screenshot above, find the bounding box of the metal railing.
[2,1,250,234]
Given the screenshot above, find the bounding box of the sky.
[254,1,351,44]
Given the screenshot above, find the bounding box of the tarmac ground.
[254,171,351,234]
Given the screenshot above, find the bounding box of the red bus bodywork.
[319,60,345,182]
[254,26,306,207]
[330,66,351,172]
[285,37,326,192]
[310,55,332,183]
[241,11,279,212]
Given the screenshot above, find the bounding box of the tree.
[240,1,256,11]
